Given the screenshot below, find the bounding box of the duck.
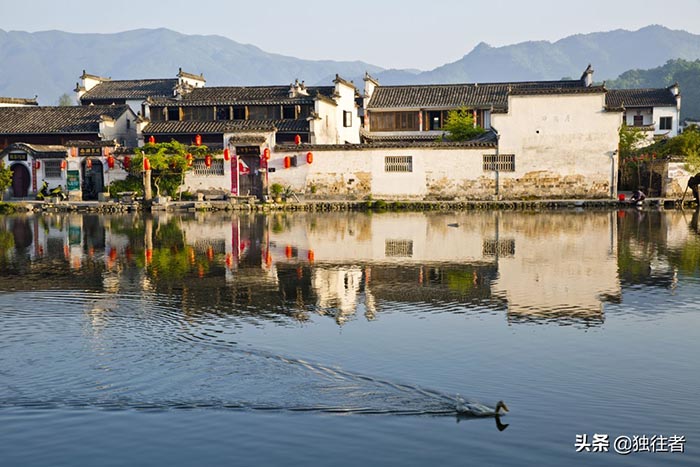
[455,396,509,416]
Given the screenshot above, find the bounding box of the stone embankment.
[3,197,695,214]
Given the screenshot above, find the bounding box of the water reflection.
[1,209,699,327]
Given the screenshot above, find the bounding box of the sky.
[3,0,700,70]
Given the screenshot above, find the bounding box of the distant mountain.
[2,25,700,106]
[607,59,700,120]
[375,25,700,85]
[0,28,384,105]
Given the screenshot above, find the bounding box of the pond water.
[1,209,699,466]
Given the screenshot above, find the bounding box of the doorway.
[81,160,104,200]
[10,163,30,198]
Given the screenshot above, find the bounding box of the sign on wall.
[78,147,101,157]
[66,170,80,191]
[8,153,27,161]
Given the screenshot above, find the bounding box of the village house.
[76,68,206,119]
[0,105,137,199]
[605,85,681,139]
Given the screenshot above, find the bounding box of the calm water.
[1,209,699,466]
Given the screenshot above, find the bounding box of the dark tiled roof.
[143,119,310,135]
[0,97,39,106]
[361,129,498,144]
[81,79,178,101]
[149,86,336,107]
[367,79,586,109]
[276,140,497,151]
[605,89,678,108]
[0,142,67,158]
[0,105,131,134]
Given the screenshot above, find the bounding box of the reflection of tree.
[0,226,15,269]
[664,210,700,276]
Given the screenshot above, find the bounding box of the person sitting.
[630,188,646,204]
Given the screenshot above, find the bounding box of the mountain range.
[1,25,700,110]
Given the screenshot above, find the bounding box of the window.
[660,116,673,130]
[282,106,296,119]
[384,156,413,173]
[233,106,246,120]
[370,112,419,131]
[249,106,280,120]
[343,110,353,127]
[192,159,224,176]
[633,115,644,126]
[44,160,62,179]
[167,107,180,121]
[217,106,231,121]
[126,119,131,129]
[183,106,214,121]
[483,154,515,172]
[385,239,413,257]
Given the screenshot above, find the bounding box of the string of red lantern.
[306,152,313,164]
[223,148,230,161]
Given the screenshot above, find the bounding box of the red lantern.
[124,156,131,169]
[263,148,270,161]
[284,156,291,169]
[143,157,151,171]
[148,135,155,144]
[60,160,67,170]
[35,160,41,170]
[195,134,202,146]
[86,158,92,169]
[294,134,301,145]
[306,152,313,164]
[205,155,212,168]
[186,153,193,167]
[107,155,115,169]
[223,148,230,161]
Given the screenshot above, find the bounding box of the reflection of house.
[606,85,681,137]
[143,76,360,148]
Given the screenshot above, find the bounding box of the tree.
[665,125,700,173]
[442,107,486,141]
[618,124,649,188]
[130,140,208,198]
[0,161,12,195]
[57,93,75,106]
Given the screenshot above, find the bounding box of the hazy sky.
[3,0,700,70]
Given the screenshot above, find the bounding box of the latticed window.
[191,159,224,176]
[44,160,62,179]
[385,239,413,257]
[384,156,413,173]
[483,154,515,172]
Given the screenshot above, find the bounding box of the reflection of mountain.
[4,210,694,327]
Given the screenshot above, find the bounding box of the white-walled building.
[605,85,681,137]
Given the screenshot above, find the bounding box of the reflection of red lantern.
[145,248,153,264]
[294,134,301,145]
[109,247,118,262]
[205,155,212,168]
[223,148,230,161]
[284,156,291,169]
[307,249,315,262]
[285,245,293,258]
[207,246,214,261]
[143,157,151,171]
[306,152,313,164]
[60,160,67,170]
[263,148,270,161]
[195,134,202,146]
[86,158,92,169]
[186,153,193,167]
[107,155,115,169]
[124,156,131,169]
[35,160,41,169]
[148,135,155,144]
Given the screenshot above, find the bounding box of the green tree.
[131,140,207,197]
[57,93,75,106]
[442,107,486,141]
[0,161,12,194]
[664,125,700,173]
[618,124,649,187]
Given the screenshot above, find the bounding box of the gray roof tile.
[143,119,310,135]
[605,88,677,108]
[149,86,336,107]
[0,105,131,134]
[81,79,178,101]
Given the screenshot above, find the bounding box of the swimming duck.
[455,396,509,416]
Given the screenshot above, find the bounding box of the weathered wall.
[492,93,622,199]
